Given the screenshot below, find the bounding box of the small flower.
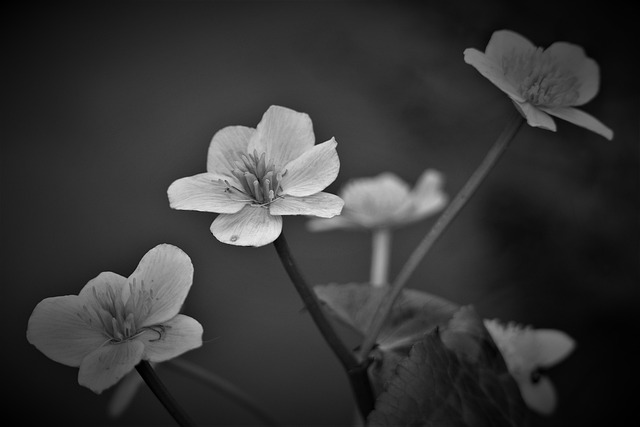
[464,29,613,140]
[307,169,447,231]
[26,244,203,394]
[168,105,344,247]
[484,319,576,415]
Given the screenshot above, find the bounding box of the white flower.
[484,319,576,415]
[464,29,613,140]
[307,169,447,231]
[168,105,344,247]
[27,244,203,394]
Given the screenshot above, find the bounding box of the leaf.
[367,306,526,427]
[314,283,459,351]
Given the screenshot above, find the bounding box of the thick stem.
[358,112,525,360]
[136,360,198,427]
[370,228,392,287]
[166,358,279,427]
[272,232,375,418]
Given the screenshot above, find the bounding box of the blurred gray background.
[3,1,638,426]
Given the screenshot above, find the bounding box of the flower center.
[502,47,581,107]
[222,150,286,206]
[79,279,163,343]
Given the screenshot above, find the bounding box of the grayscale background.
[3,1,638,426]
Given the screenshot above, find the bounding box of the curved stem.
[166,358,279,427]
[272,232,375,418]
[370,228,392,287]
[136,360,198,427]
[358,112,525,360]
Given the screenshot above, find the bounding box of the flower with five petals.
[484,318,576,415]
[26,244,203,394]
[464,29,613,140]
[168,105,344,247]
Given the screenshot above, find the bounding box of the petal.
[140,314,203,362]
[79,271,128,300]
[306,215,358,232]
[210,205,283,246]
[408,169,448,219]
[206,125,255,174]
[128,244,194,327]
[107,369,146,418]
[167,173,248,214]
[485,29,536,62]
[463,48,524,102]
[27,295,107,367]
[515,101,557,131]
[519,376,557,415]
[546,42,600,106]
[269,192,344,218]
[280,137,340,197]
[542,106,614,140]
[78,340,145,394]
[534,329,576,367]
[248,105,315,168]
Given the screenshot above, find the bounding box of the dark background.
[3,1,638,426]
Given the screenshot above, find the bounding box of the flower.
[484,319,576,415]
[307,169,447,231]
[26,244,203,394]
[464,29,613,140]
[168,105,344,247]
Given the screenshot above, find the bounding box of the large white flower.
[484,319,576,415]
[464,29,613,140]
[307,169,447,231]
[168,105,344,247]
[27,244,203,394]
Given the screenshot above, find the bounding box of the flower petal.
[546,42,600,106]
[78,340,145,394]
[463,48,524,102]
[248,105,315,168]
[269,192,344,218]
[107,369,146,418]
[210,205,283,246]
[408,169,448,219]
[140,314,203,362]
[485,29,536,62]
[27,295,107,367]
[519,376,557,415]
[280,137,340,197]
[514,101,557,131]
[128,244,194,327]
[168,173,248,214]
[542,106,613,140]
[207,125,255,174]
[306,215,357,232]
[534,329,576,367]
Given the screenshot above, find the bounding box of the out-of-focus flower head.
[484,318,576,415]
[27,244,203,394]
[307,169,447,232]
[168,105,344,247]
[464,29,613,140]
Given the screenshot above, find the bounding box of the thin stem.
[136,360,198,427]
[166,358,280,427]
[272,232,375,418]
[358,112,525,360]
[370,228,392,287]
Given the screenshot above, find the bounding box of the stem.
[166,358,279,427]
[136,360,198,427]
[358,112,525,360]
[370,228,392,287]
[272,232,375,418]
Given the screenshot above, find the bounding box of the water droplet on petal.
[230,235,238,242]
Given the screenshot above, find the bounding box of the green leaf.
[367,306,526,427]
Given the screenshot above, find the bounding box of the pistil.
[224,150,285,206]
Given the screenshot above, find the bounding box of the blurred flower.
[168,105,343,247]
[307,169,447,231]
[27,244,203,394]
[464,29,613,140]
[484,319,576,415]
